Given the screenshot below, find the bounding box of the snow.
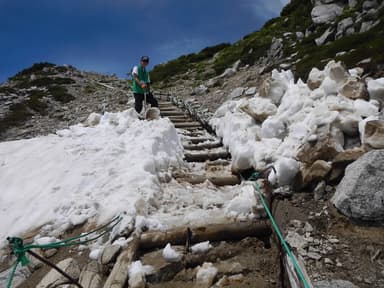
[367,78,384,105]
[195,262,218,286]
[0,108,183,245]
[210,62,381,186]
[128,260,154,288]
[162,243,182,262]
[191,241,212,254]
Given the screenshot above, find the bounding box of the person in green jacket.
[131,56,158,114]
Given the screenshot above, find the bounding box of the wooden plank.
[184,151,229,162]
[140,222,271,250]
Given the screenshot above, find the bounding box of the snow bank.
[210,62,380,186]
[0,108,183,245]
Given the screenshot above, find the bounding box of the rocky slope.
[0,63,130,141]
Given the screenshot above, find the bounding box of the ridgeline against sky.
[0,0,288,83]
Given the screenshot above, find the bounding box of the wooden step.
[170,118,194,123]
[174,122,202,129]
[183,141,222,150]
[184,150,229,162]
[174,174,240,186]
[161,111,188,117]
[184,137,216,144]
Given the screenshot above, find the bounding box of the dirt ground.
[273,191,384,288]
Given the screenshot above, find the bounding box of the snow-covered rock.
[367,77,384,107]
[332,149,384,222]
[191,241,212,254]
[239,97,277,122]
[245,87,256,95]
[308,67,325,90]
[128,261,154,288]
[162,243,182,262]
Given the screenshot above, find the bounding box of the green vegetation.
[16,77,75,89]
[27,90,48,115]
[0,86,16,94]
[48,86,75,103]
[11,62,56,80]
[151,43,230,83]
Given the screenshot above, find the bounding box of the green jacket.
[131,65,150,94]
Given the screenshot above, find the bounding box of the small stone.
[304,222,314,233]
[100,245,122,265]
[308,252,322,261]
[44,249,58,258]
[324,258,334,265]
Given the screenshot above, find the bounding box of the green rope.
[250,172,311,288]
[6,215,122,288]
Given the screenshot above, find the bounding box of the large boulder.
[311,4,344,24]
[332,149,384,222]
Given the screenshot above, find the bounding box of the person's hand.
[140,83,146,89]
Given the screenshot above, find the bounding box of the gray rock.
[229,87,244,99]
[332,150,384,222]
[360,21,374,33]
[194,84,208,95]
[100,244,122,265]
[79,261,104,288]
[314,279,360,288]
[315,27,334,46]
[36,258,80,288]
[336,17,354,39]
[362,0,379,10]
[349,0,358,8]
[314,181,326,201]
[311,4,344,24]
[245,87,256,95]
[0,266,31,288]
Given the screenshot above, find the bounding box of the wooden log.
[139,221,271,250]
[184,137,215,144]
[183,142,222,150]
[174,174,240,186]
[174,122,202,129]
[170,118,194,123]
[184,150,229,162]
[161,111,187,117]
[103,238,139,288]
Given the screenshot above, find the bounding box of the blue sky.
[0,0,289,83]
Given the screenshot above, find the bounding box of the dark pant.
[134,92,158,113]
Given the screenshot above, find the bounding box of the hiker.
[131,56,158,114]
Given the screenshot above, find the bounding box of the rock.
[219,68,236,78]
[336,17,354,39]
[28,249,44,272]
[360,21,374,33]
[100,244,122,265]
[324,258,334,265]
[308,252,322,260]
[314,180,326,201]
[367,78,384,108]
[239,97,277,122]
[37,258,80,288]
[206,78,221,88]
[229,87,244,99]
[324,60,349,84]
[195,262,218,288]
[296,31,304,40]
[311,4,344,24]
[216,261,245,275]
[141,249,184,282]
[349,0,358,8]
[245,87,256,95]
[314,279,360,288]
[315,27,334,46]
[363,120,384,149]
[0,266,31,288]
[339,77,368,100]
[79,261,104,288]
[362,0,379,10]
[268,38,283,59]
[194,85,208,95]
[308,68,325,90]
[297,131,341,164]
[259,71,289,105]
[333,148,366,165]
[295,160,332,190]
[331,149,384,222]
